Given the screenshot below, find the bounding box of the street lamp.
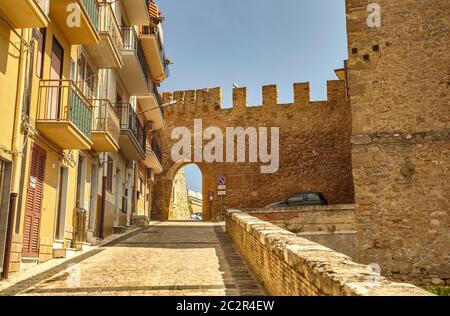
[138,100,177,115]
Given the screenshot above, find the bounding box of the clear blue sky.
[158,0,348,192]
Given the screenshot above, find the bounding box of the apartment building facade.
[0,0,168,276]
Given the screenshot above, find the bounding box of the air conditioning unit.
[147,169,155,182]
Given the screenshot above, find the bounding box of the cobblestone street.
[0,222,265,296]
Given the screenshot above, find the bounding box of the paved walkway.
[0,222,265,296]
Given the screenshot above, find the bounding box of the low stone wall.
[132,215,150,227]
[226,210,431,296]
[245,205,356,258]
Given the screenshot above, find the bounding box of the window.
[77,53,97,98]
[288,195,305,204]
[106,156,113,192]
[137,177,143,199]
[306,193,320,201]
[34,28,46,78]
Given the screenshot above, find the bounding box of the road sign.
[218,185,226,190]
[217,190,226,196]
[217,176,226,185]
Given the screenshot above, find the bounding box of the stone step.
[113,226,127,234]
[53,248,77,259]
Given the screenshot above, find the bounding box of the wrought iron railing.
[80,0,99,32]
[121,26,150,86]
[99,3,123,54]
[91,99,120,143]
[114,103,146,153]
[147,137,162,163]
[37,80,93,139]
[138,24,170,79]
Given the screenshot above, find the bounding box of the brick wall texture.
[346,0,450,283]
[154,81,354,221]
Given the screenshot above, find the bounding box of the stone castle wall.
[346,0,450,284]
[153,80,354,220]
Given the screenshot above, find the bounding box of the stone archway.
[153,162,213,221]
[152,83,355,221]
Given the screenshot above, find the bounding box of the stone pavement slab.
[0,222,265,296]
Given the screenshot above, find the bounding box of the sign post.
[217,176,227,221]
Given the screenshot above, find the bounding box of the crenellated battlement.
[161,80,347,117]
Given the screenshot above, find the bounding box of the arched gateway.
[152,81,354,221]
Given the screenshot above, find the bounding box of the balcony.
[84,4,123,69]
[138,25,170,82]
[137,88,166,131]
[118,27,151,96]
[0,0,50,28]
[120,0,150,25]
[114,103,146,161]
[36,80,93,150]
[143,137,163,174]
[50,0,100,44]
[91,99,120,152]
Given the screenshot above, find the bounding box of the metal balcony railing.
[114,103,146,153]
[80,0,99,32]
[91,99,120,142]
[99,3,123,53]
[138,24,170,79]
[150,136,162,163]
[35,0,50,15]
[121,26,150,86]
[37,80,93,139]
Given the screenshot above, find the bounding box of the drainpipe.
[99,154,107,239]
[1,28,30,279]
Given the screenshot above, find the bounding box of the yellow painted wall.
[15,17,97,259]
[0,24,21,162]
[136,163,150,218]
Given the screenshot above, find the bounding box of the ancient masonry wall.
[153,80,354,221]
[226,210,431,296]
[346,0,450,284]
[245,204,356,258]
[169,169,191,220]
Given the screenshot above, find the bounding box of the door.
[0,160,12,272]
[75,154,87,209]
[55,166,68,241]
[22,144,47,258]
[88,164,98,231]
[114,168,121,227]
[48,37,64,120]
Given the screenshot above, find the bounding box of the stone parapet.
[226,210,432,296]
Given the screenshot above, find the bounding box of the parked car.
[266,192,328,208]
[191,214,203,221]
